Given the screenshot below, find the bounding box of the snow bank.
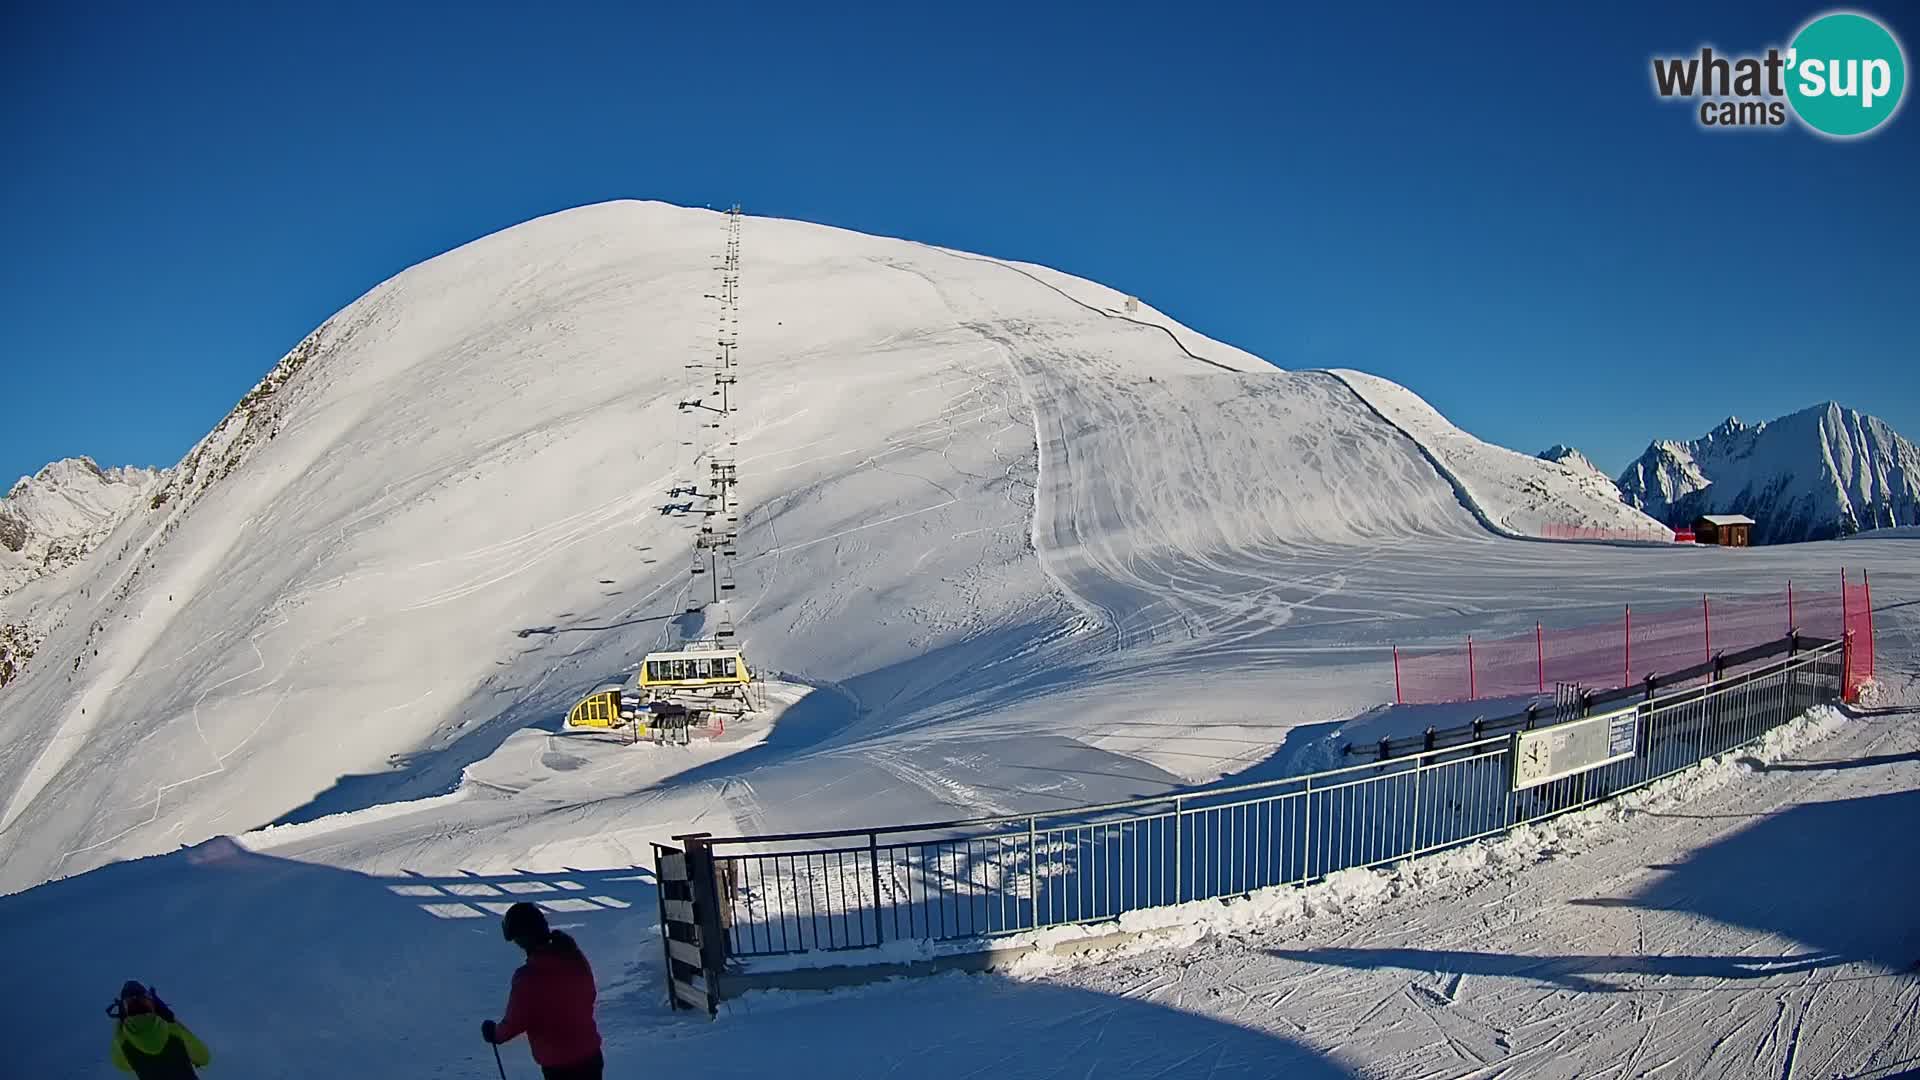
[1842,524,1920,540]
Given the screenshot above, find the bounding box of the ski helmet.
[501,901,549,946]
[115,981,154,1017]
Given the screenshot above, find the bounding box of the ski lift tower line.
[677,203,748,643]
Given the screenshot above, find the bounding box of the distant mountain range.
[0,457,158,599]
[1,458,161,687]
[1615,403,1920,544]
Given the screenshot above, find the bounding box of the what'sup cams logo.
[1652,10,1906,137]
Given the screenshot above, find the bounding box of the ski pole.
[492,1042,507,1080]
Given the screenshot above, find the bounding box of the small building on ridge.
[1693,514,1755,547]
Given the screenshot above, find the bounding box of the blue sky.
[2,1,1915,487]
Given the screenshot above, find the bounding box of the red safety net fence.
[1394,571,1877,705]
[1539,523,1677,543]
[1845,575,1874,701]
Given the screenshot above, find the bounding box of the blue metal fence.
[675,639,1845,962]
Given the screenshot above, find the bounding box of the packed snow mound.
[1620,403,1920,543]
[1329,371,1672,540]
[0,457,159,598]
[0,200,1648,893]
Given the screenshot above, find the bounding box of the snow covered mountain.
[1539,444,1603,478]
[1619,404,1920,544]
[0,457,158,600]
[1,458,161,690]
[2,199,1917,1080]
[0,201,1684,893]
[1324,376,1669,541]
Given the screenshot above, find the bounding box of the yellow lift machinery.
[563,643,762,744]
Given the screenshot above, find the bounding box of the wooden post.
[1393,645,1403,704]
[1787,579,1795,634]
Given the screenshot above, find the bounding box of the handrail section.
[660,637,1849,980]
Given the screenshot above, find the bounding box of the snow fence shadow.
[0,835,1357,1079]
[1268,775,1920,989]
[0,836,666,1078]
[678,972,1358,1078]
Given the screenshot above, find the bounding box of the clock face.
[1514,735,1553,789]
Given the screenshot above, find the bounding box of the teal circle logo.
[1787,12,1907,137]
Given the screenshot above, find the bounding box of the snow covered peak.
[1538,444,1604,478]
[8,456,151,500]
[1708,416,1746,440]
[0,456,158,598]
[1619,402,1920,543]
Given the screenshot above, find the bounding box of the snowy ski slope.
[0,200,1914,1079]
[0,200,1670,894]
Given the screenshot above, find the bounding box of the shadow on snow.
[1269,770,1920,992]
[0,836,1354,1080]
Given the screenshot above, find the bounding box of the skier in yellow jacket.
[108,981,211,1080]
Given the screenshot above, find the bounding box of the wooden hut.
[1692,514,1755,547]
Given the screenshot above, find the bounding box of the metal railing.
[671,638,1847,965]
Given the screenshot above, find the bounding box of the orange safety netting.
[1394,573,1874,705]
